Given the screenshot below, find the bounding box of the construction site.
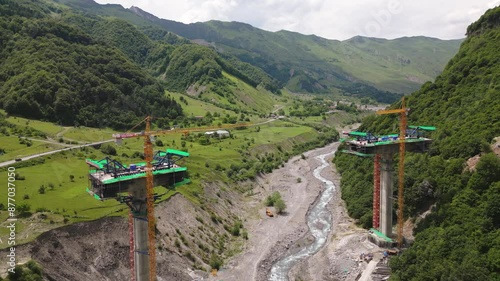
[84,117,250,281]
[76,100,436,281]
[86,149,190,200]
[341,99,434,250]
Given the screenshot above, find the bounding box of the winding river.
[268,148,337,281]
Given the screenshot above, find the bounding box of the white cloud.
[94,0,499,40]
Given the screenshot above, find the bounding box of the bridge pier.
[379,154,394,237]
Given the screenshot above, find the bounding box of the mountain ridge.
[126,5,462,96]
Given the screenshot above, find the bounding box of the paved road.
[0,139,114,168]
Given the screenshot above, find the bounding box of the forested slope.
[0,0,182,128]
[128,7,461,97]
[0,0,182,129]
[0,0,287,128]
[335,6,500,280]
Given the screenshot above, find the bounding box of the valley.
[0,0,498,280]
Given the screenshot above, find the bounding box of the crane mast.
[376,97,407,248]
[113,116,250,281]
[144,116,157,281]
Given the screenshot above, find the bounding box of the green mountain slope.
[0,0,183,129]
[53,0,282,97]
[335,6,500,280]
[127,7,461,96]
[0,0,283,126]
[47,0,461,101]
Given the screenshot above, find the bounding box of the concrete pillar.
[130,181,150,281]
[379,154,393,237]
[134,217,150,281]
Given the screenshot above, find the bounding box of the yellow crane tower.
[113,116,249,281]
[376,97,408,248]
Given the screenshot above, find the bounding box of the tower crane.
[376,97,408,248]
[112,116,249,281]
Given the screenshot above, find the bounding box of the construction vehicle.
[266,207,274,217]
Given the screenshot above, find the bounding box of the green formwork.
[340,149,374,157]
[370,228,393,242]
[102,167,188,184]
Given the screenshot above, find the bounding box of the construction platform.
[342,131,432,156]
[86,149,190,199]
[341,127,434,238]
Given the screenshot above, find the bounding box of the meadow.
[0,111,318,247]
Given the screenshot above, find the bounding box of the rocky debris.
[465,137,500,171]
[287,162,384,281]
[255,225,310,281]
[1,184,249,281]
[371,259,391,281]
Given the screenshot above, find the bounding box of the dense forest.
[0,0,283,129]
[0,0,184,129]
[335,6,500,280]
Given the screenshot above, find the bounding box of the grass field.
[62,127,118,142]
[167,91,236,117]
[0,136,67,162]
[5,114,64,137]
[0,116,320,247]
[174,72,282,115]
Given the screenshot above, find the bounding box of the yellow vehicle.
[266,208,274,217]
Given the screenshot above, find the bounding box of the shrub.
[100,144,117,156]
[38,185,46,194]
[209,253,223,270]
[17,203,31,218]
[274,198,287,214]
[265,191,282,206]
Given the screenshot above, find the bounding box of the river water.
[268,148,337,281]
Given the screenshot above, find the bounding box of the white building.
[205,130,230,138]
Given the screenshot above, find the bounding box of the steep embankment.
[335,6,500,280]
[4,190,250,281]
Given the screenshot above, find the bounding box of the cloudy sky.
[95,0,500,40]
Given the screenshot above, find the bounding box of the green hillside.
[44,0,461,101]
[127,7,461,96]
[54,0,282,95]
[0,0,285,128]
[0,0,183,129]
[335,6,500,280]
